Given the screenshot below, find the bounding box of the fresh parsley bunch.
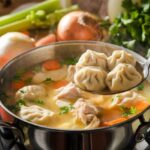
[109,0,150,56]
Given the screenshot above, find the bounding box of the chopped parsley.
[62,58,78,65]
[120,105,137,117]
[13,69,25,81]
[11,99,26,112]
[33,99,44,105]
[111,94,120,102]
[20,90,26,94]
[33,65,41,73]
[59,104,74,115]
[137,84,144,90]
[24,78,32,84]
[43,78,53,84]
[109,0,150,56]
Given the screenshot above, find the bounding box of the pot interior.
[0,41,149,131]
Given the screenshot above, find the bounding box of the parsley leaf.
[13,69,25,81]
[24,78,32,84]
[33,99,44,105]
[11,99,26,112]
[33,65,41,73]
[43,78,53,84]
[62,58,78,65]
[59,104,74,115]
[109,0,150,56]
[120,106,137,117]
[137,84,144,90]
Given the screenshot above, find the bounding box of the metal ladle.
[78,59,150,95]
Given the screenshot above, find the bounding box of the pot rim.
[0,40,149,133]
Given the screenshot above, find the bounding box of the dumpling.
[74,66,107,91]
[76,50,107,70]
[67,65,76,81]
[73,98,100,129]
[106,63,142,92]
[15,85,47,102]
[19,105,54,124]
[107,50,136,70]
[111,91,147,107]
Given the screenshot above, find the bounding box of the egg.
[0,32,35,56]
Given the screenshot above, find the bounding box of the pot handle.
[0,121,27,150]
[135,116,150,145]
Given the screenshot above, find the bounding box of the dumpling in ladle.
[106,63,142,92]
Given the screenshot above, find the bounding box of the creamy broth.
[5,56,150,129]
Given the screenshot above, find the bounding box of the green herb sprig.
[109,0,150,56]
[59,104,74,115]
[62,58,78,65]
[136,84,144,90]
[120,105,137,117]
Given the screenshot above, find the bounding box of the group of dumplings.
[69,49,142,92]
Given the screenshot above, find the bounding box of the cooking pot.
[0,41,149,150]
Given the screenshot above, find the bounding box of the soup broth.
[4,56,150,129]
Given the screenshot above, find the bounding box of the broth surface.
[5,56,150,129]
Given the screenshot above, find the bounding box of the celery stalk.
[0,0,61,27]
[0,5,79,35]
[0,19,31,35]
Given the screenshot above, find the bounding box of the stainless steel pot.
[0,41,150,150]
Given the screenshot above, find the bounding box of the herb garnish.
[137,84,144,91]
[20,90,25,94]
[24,78,32,84]
[33,99,44,105]
[59,104,74,114]
[62,58,78,65]
[111,94,120,102]
[11,99,26,112]
[13,69,25,81]
[33,65,41,73]
[120,105,137,117]
[109,0,150,56]
[43,78,53,84]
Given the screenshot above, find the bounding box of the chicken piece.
[32,65,67,83]
[15,85,47,102]
[0,32,35,56]
[55,83,81,100]
[73,98,100,128]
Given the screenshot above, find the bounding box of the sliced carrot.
[11,81,25,90]
[0,107,14,123]
[102,117,128,126]
[134,100,150,111]
[42,59,61,71]
[52,80,68,89]
[35,33,56,47]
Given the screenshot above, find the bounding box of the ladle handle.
[0,121,26,150]
[135,115,150,147]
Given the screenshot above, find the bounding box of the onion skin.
[57,11,102,41]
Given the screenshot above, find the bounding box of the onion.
[57,11,102,41]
